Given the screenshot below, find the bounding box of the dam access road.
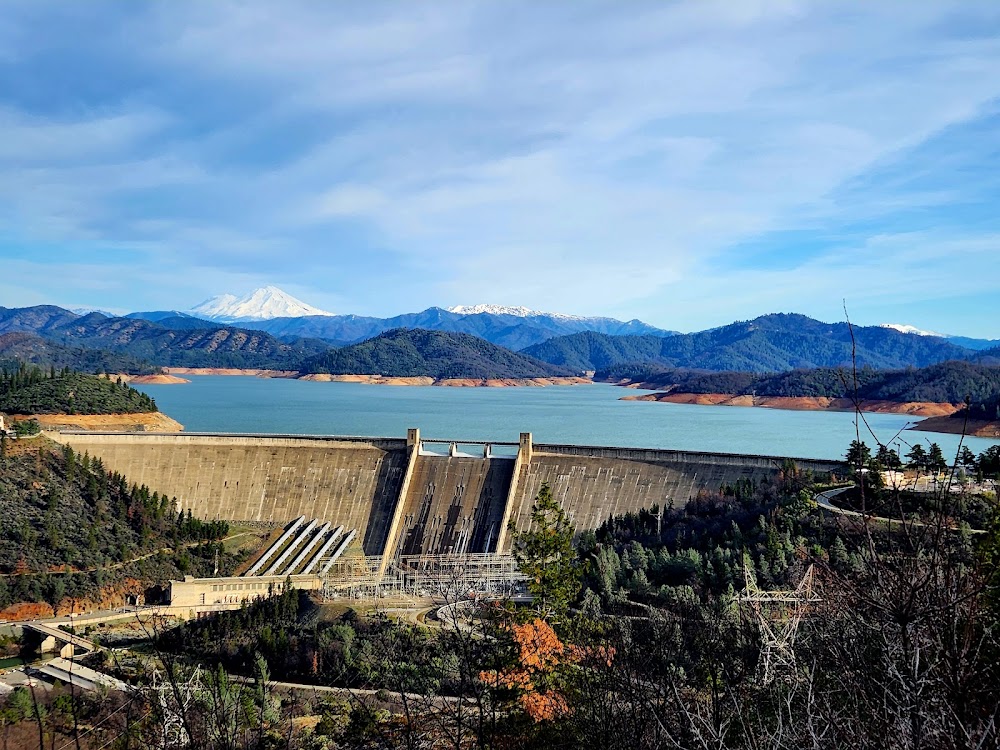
[52,429,843,561]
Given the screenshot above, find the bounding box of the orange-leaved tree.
[481,618,573,722]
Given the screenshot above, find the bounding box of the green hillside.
[0,443,232,612]
[0,305,326,370]
[0,366,157,414]
[600,360,1000,410]
[524,314,975,373]
[302,327,572,379]
[0,331,161,374]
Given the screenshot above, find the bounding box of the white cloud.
[0,108,168,164]
[0,1,999,328]
[314,186,387,219]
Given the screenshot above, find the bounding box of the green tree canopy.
[509,483,582,622]
[907,444,928,469]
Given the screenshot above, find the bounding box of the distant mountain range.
[2,300,998,383]
[523,313,977,373]
[130,286,675,350]
[0,305,325,370]
[125,286,1000,353]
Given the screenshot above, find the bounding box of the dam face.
[54,430,842,558]
[397,455,515,556]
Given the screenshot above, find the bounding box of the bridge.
[22,621,98,658]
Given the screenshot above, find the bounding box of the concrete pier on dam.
[52,429,843,559]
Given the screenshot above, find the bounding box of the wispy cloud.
[1,1,999,334]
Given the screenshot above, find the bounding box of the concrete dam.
[53,429,842,559]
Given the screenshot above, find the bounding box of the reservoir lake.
[134,376,1000,461]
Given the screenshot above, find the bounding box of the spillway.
[396,455,515,556]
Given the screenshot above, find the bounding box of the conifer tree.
[509,483,582,622]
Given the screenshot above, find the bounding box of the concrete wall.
[54,433,408,553]
[504,445,840,548]
[54,432,843,558]
[168,574,322,608]
[396,456,515,556]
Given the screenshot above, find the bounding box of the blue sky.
[2,1,1000,337]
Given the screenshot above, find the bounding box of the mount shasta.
[131,286,674,349]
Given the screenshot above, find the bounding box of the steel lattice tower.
[739,554,819,683]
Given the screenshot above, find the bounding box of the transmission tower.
[150,666,202,749]
[739,554,819,683]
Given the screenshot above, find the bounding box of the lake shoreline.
[911,416,1000,438]
[297,374,592,387]
[619,391,960,418]
[165,368,591,387]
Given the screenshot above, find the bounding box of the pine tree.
[907,444,928,469]
[927,443,947,473]
[509,483,582,621]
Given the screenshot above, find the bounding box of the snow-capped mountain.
[880,323,947,338]
[447,304,596,322]
[877,323,999,350]
[71,307,116,317]
[191,286,334,321]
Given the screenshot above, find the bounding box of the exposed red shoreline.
[619,390,962,418]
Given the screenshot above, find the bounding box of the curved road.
[814,487,985,535]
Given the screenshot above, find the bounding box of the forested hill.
[0,367,157,414]
[301,328,573,379]
[974,346,1000,366]
[0,305,326,370]
[0,332,161,374]
[524,313,975,373]
[0,443,230,613]
[598,360,1000,410]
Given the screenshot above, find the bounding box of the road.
[7,530,259,578]
[230,675,470,707]
[814,487,986,534]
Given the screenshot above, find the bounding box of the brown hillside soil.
[0,601,54,621]
[15,412,185,432]
[102,373,190,384]
[165,367,298,377]
[844,399,960,417]
[620,391,960,417]
[0,579,148,621]
[912,417,1000,438]
[297,374,591,387]
[298,374,435,385]
[435,377,592,387]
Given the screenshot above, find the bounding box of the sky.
[1,1,1000,337]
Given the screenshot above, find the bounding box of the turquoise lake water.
[133,376,1000,461]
